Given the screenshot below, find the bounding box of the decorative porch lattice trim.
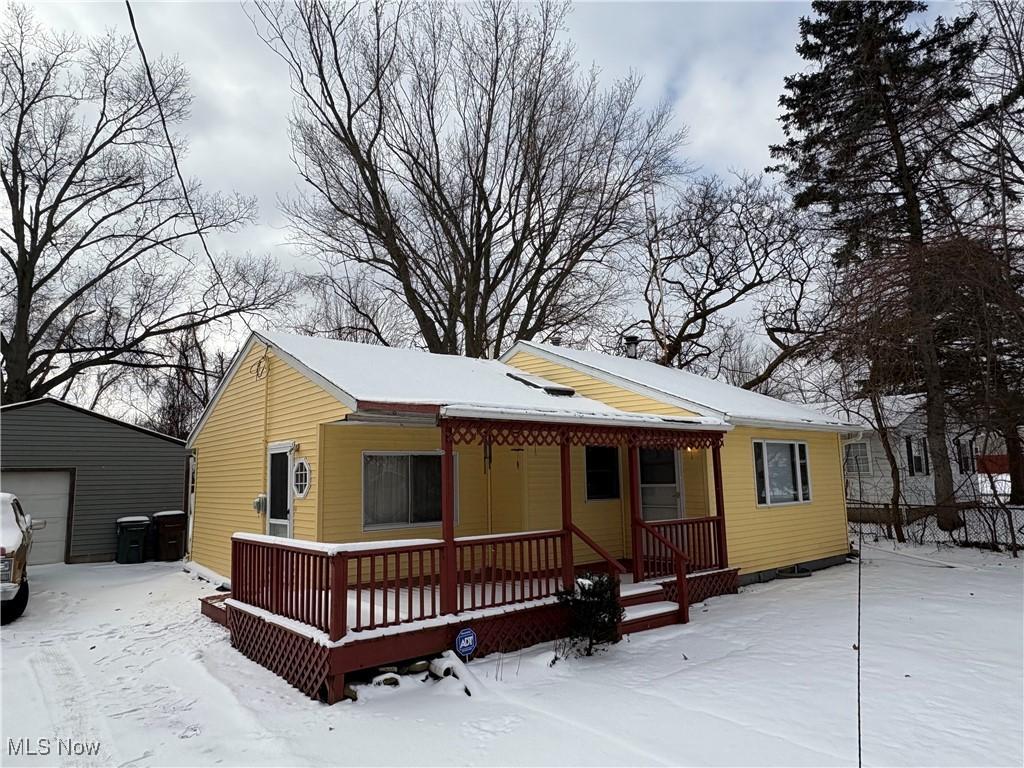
[660,568,739,605]
[443,418,724,450]
[228,604,330,700]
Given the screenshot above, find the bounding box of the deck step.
[618,581,666,607]
[619,600,681,634]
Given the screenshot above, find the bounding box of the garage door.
[0,470,72,564]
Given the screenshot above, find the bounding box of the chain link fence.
[849,502,1024,552]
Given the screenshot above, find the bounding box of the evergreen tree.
[770,2,984,523]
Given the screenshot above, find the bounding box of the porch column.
[441,425,457,614]
[712,442,728,569]
[628,445,644,582]
[559,440,575,590]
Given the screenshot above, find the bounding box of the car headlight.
[0,557,11,582]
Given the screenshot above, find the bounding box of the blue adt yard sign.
[455,627,477,659]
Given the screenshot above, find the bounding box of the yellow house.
[187,331,854,702]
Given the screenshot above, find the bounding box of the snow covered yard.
[1,547,1021,768]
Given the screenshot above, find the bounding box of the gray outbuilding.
[0,398,188,564]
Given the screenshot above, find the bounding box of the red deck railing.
[455,530,566,612]
[635,519,689,622]
[347,540,446,633]
[231,530,574,643]
[649,516,725,573]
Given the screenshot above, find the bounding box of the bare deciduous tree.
[0,6,291,405]
[628,173,829,389]
[252,0,684,358]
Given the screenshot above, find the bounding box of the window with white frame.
[843,441,872,475]
[362,452,455,529]
[292,458,311,498]
[754,440,811,505]
[905,436,930,476]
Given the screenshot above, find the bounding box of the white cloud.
[28,1,811,259]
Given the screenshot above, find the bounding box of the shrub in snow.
[557,572,624,657]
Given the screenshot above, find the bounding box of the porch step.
[619,600,681,635]
[618,581,666,607]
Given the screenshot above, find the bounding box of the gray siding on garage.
[0,400,187,562]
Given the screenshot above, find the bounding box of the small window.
[956,439,976,475]
[292,458,311,498]
[753,440,812,505]
[363,453,455,529]
[906,437,930,476]
[844,442,872,475]
[585,446,620,500]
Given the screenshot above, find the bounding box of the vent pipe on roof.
[550,335,562,346]
[624,335,639,359]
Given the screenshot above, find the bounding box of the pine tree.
[770,2,984,524]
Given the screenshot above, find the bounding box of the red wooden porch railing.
[232,534,445,642]
[346,540,445,633]
[232,535,334,634]
[635,520,689,623]
[649,516,725,573]
[455,530,566,612]
[231,530,574,644]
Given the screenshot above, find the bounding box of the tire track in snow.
[28,647,120,768]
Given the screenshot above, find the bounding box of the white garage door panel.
[0,471,71,565]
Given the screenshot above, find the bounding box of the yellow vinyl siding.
[718,427,848,574]
[320,425,489,543]
[523,445,627,564]
[190,344,349,577]
[505,351,698,417]
[681,449,709,517]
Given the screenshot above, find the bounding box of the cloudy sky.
[32,1,810,270]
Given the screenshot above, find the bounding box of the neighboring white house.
[820,396,1001,508]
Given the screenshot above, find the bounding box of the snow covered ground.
[2,545,1021,767]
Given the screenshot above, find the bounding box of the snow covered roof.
[813,395,927,431]
[248,331,727,432]
[502,340,857,431]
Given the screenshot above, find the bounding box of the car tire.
[1,580,29,625]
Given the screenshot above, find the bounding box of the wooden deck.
[208,526,737,703]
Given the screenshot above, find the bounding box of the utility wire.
[124,0,252,335]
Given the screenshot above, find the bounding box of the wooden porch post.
[441,424,457,614]
[712,442,728,569]
[559,440,575,590]
[628,445,644,582]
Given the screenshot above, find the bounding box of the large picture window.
[362,452,456,529]
[754,440,811,505]
[585,446,620,500]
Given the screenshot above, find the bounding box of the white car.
[1,492,46,624]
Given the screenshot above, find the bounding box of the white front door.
[639,448,682,521]
[1,470,72,564]
[267,447,292,538]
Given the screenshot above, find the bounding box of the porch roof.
[257,331,729,433]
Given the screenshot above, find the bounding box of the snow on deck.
[2,546,1021,766]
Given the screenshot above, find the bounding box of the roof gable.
[0,397,185,445]
[502,341,853,431]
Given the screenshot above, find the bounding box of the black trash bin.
[115,517,150,564]
[152,510,187,561]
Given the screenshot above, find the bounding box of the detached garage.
[0,398,188,564]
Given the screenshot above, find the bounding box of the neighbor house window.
[754,440,811,505]
[906,437,930,476]
[843,441,871,475]
[955,439,976,475]
[585,446,620,500]
[362,452,455,528]
[292,458,311,498]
